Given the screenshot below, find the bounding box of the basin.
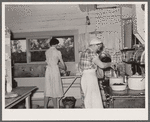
[128,75,145,90]
[109,77,124,86]
[111,83,127,91]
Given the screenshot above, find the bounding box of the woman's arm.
[59,58,67,71]
[58,52,67,71]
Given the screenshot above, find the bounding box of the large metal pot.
[99,51,111,63]
[128,75,145,90]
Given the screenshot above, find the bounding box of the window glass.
[29,36,75,62]
[29,38,50,50]
[56,36,75,62]
[31,51,46,62]
[11,40,27,63]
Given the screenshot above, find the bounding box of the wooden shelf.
[120,48,135,52]
[122,60,145,66]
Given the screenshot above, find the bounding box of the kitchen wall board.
[96,32,122,62]
[6,5,133,35]
[121,6,133,19]
[97,31,122,51]
[78,8,123,52]
[95,7,123,64]
[7,5,134,78]
[13,64,46,77]
[5,26,12,93]
[5,5,85,33]
[13,62,76,78]
[96,8,121,32]
[78,33,91,52]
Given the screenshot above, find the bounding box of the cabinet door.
[110,98,145,108]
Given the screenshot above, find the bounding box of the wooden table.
[5,86,37,109]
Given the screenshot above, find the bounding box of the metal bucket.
[62,97,76,108]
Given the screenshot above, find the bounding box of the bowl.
[109,77,124,86]
[111,83,127,91]
[128,76,145,90]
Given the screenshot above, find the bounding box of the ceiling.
[5,4,81,19]
[5,4,85,33]
[5,4,133,34]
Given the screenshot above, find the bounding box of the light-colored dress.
[44,47,64,98]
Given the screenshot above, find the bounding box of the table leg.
[25,94,31,109]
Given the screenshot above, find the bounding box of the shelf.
[122,60,145,66]
[120,48,135,52]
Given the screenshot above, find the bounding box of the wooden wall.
[6,5,133,35]
[7,5,134,77]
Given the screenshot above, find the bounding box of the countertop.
[103,86,145,98]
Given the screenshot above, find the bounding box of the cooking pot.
[99,51,111,63]
[128,75,145,90]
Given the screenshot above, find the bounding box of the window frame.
[26,36,76,63]
[11,39,27,63]
[26,37,50,63]
[15,30,79,64]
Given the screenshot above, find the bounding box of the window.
[28,36,75,62]
[11,39,27,63]
[29,38,49,62]
[55,36,75,62]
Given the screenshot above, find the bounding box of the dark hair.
[50,38,59,46]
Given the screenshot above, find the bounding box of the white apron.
[81,69,104,108]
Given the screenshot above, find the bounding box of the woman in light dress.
[44,38,66,108]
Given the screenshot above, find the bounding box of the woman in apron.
[80,38,111,108]
[44,38,66,108]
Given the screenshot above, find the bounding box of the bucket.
[62,97,76,108]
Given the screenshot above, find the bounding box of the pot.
[128,75,145,90]
[99,51,111,63]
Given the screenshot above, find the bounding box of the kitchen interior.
[4,3,147,110]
